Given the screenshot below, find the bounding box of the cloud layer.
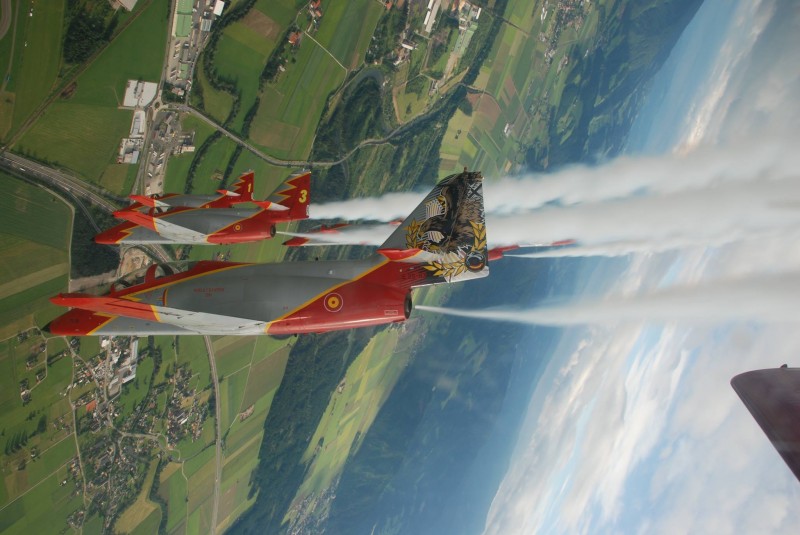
[479,0,800,533]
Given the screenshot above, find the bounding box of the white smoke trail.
[308,137,799,222]
[416,271,800,326]
[487,177,800,248]
[310,191,423,221]
[302,177,800,251]
[278,223,397,246]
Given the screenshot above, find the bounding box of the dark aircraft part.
[731,367,800,483]
[404,292,412,319]
[270,224,276,238]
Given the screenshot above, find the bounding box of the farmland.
[0,1,65,141]
[0,173,71,337]
[2,0,609,532]
[15,0,168,191]
[0,328,80,535]
[251,38,347,159]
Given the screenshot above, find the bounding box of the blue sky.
[482,1,800,533]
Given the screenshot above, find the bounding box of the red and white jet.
[49,171,503,336]
[94,171,310,245]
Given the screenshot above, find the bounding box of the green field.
[0,173,71,336]
[314,0,384,70]
[287,328,411,517]
[0,1,65,140]
[188,136,239,194]
[0,464,84,535]
[0,332,76,518]
[158,462,189,534]
[214,23,271,133]
[251,35,346,159]
[176,336,211,391]
[15,0,168,190]
[163,115,218,193]
[114,458,163,534]
[194,60,234,124]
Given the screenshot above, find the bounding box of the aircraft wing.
[97,208,280,245]
[731,367,800,482]
[94,220,190,244]
[282,222,400,247]
[48,298,269,336]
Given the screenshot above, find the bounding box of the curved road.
[0,151,124,211]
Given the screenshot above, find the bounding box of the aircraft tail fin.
[229,171,255,202]
[267,171,310,219]
[378,170,489,285]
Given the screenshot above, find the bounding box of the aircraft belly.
[167,195,218,208]
[161,273,348,323]
[160,209,260,236]
[115,225,181,244]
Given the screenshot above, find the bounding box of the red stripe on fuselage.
[266,260,420,335]
[94,220,141,244]
[207,209,286,244]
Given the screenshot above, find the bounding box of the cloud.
[487,177,800,248]
[418,269,800,326]
[480,1,800,533]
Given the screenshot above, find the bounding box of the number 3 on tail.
[298,189,308,203]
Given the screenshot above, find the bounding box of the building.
[122,80,158,108]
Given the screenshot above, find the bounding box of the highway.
[0,151,124,211]
[0,151,172,263]
[204,335,223,535]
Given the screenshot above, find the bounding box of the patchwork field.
[0,329,78,533]
[215,340,291,532]
[0,173,71,336]
[251,39,346,159]
[114,459,163,534]
[439,0,605,178]
[15,0,168,190]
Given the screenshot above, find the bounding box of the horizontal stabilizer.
[487,245,520,261]
[128,194,162,208]
[217,189,241,197]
